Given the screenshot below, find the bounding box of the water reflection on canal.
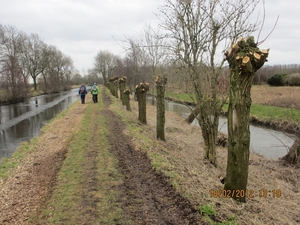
[0,89,79,161]
[148,97,295,160]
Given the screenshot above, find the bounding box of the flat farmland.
[251,85,300,110]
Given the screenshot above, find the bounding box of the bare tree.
[0,25,29,102]
[94,50,117,87]
[40,45,73,93]
[21,33,48,91]
[159,0,260,166]
[141,25,169,82]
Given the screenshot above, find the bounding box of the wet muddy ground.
[102,93,204,224]
[0,90,205,224]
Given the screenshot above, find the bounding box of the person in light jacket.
[91,82,99,103]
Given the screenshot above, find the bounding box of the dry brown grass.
[0,101,87,224]
[250,86,300,109]
[120,96,300,225]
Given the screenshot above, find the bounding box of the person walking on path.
[78,84,87,104]
[91,82,100,103]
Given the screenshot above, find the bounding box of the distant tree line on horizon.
[0,24,74,104]
[1,22,300,105]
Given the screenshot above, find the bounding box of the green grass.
[0,139,37,179]
[38,91,124,224]
[0,104,73,180]
[251,104,300,122]
[222,103,300,123]
[165,91,196,102]
[198,204,237,225]
[107,88,186,203]
[165,92,300,124]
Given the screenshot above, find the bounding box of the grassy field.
[164,85,300,131]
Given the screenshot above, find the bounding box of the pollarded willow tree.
[224,36,269,202]
[156,75,168,141]
[119,76,127,105]
[135,82,150,124]
[159,0,261,165]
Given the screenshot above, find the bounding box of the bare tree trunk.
[224,36,269,202]
[197,100,220,165]
[185,107,200,124]
[123,89,131,111]
[136,82,149,124]
[114,80,119,99]
[109,76,119,97]
[156,76,167,141]
[282,135,300,165]
[119,76,127,105]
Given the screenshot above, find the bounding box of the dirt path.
[0,103,86,224]
[79,108,103,223]
[1,88,299,225]
[102,92,204,224]
[0,90,205,225]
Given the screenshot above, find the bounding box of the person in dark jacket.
[78,84,87,104]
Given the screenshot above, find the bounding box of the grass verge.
[107,89,181,189]
[38,92,124,224]
[108,89,238,224]
[0,103,72,180]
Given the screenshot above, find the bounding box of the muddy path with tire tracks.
[0,89,205,225]
[101,91,204,224]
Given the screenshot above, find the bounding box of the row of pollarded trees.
[96,0,271,203]
[107,75,168,141]
[0,24,74,104]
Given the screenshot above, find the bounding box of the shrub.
[267,74,287,86]
[284,73,300,86]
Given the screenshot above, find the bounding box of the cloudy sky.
[0,0,299,73]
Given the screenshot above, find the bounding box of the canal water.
[0,91,295,162]
[0,89,80,162]
[148,97,295,160]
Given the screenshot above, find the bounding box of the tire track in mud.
[102,92,205,225]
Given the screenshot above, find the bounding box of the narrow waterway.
[0,89,80,161]
[0,92,295,162]
[147,97,295,160]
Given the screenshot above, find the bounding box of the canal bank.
[147,95,296,160]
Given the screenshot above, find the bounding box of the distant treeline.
[254,64,300,85]
[0,24,74,104]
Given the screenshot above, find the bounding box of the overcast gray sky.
[0,0,299,72]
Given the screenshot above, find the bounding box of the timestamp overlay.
[209,189,281,199]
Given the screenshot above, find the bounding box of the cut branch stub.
[119,76,127,83]
[109,76,119,82]
[155,75,167,86]
[135,82,150,93]
[225,36,269,74]
[123,89,131,94]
